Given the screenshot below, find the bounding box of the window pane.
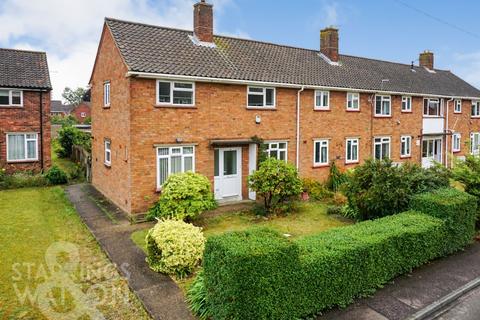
[184,156,193,172]
[279,143,286,149]
[158,158,168,185]
[270,150,278,159]
[315,142,320,163]
[158,148,169,156]
[382,100,390,115]
[0,90,9,105]
[265,89,274,106]
[375,97,382,114]
[183,147,193,155]
[279,151,286,161]
[382,142,389,159]
[27,140,36,159]
[8,135,25,160]
[249,87,263,93]
[321,145,328,163]
[347,140,352,160]
[223,150,237,175]
[171,148,181,154]
[11,91,21,105]
[248,94,264,106]
[171,155,182,173]
[322,92,329,107]
[214,149,219,177]
[173,90,193,104]
[352,144,358,160]
[174,82,192,89]
[158,82,171,103]
[375,144,381,160]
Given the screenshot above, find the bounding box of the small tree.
[62,87,87,106]
[248,158,302,215]
[452,155,480,201]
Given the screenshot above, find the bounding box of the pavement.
[431,285,480,320]
[65,184,194,320]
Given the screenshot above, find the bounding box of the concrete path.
[432,285,480,320]
[65,184,194,320]
[319,242,480,320]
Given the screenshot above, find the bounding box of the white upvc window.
[346,92,360,111]
[345,138,359,163]
[156,146,195,188]
[471,133,480,155]
[104,140,111,166]
[81,112,86,118]
[375,95,391,116]
[6,133,38,162]
[452,133,461,152]
[314,90,330,110]
[103,82,110,107]
[400,135,412,158]
[264,141,287,161]
[454,99,462,113]
[157,80,195,106]
[471,101,480,117]
[401,96,412,112]
[374,137,391,160]
[423,98,441,116]
[314,139,329,166]
[247,86,275,108]
[0,89,23,107]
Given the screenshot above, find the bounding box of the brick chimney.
[194,0,213,43]
[419,50,434,70]
[320,27,339,62]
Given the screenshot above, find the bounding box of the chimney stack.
[419,50,434,70]
[320,27,339,62]
[194,0,213,43]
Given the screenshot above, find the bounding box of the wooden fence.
[71,145,92,182]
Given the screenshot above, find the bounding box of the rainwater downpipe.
[445,98,453,168]
[296,86,305,169]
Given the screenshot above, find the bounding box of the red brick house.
[90,0,480,216]
[0,48,52,172]
[51,100,91,123]
[71,102,91,123]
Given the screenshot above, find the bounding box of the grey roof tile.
[105,18,480,98]
[0,48,52,90]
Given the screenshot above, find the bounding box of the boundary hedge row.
[203,188,477,319]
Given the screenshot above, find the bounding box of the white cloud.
[324,2,338,27]
[451,51,480,89]
[0,0,238,100]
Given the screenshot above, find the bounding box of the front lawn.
[0,187,149,319]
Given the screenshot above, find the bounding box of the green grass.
[0,187,150,319]
[51,139,84,182]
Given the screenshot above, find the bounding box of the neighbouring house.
[90,0,480,215]
[51,100,91,123]
[0,48,52,173]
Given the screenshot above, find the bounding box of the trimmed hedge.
[203,188,476,319]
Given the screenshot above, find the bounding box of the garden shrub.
[147,172,217,221]
[45,166,68,185]
[186,270,211,320]
[57,125,91,158]
[301,178,334,201]
[146,219,205,278]
[326,161,348,192]
[344,159,450,220]
[452,155,480,220]
[0,170,49,190]
[248,158,302,215]
[202,188,475,319]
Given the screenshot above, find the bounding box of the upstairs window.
[314,139,329,166]
[346,92,360,111]
[472,101,480,117]
[375,95,391,116]
[157,81,195,106]
[374,137,390,160]
[423,98,441,116]
[400,135,412,157]
[103,82,110,107]
[264,142,287,161]
[401,96,412,112]
[0,89,23,107]
[156,146,195,187]
[454,99,462,113]
[452,133,461,152]
[247,87,275,108]
[315,90,329,110]
[7,133,37,161]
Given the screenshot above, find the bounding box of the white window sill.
[155,104,196,108]
[401,110,412,113]
[454,111,462,114]
[374,114,392,118]
[346,108,360,112]
[314,107,330,111]
[400,155,412,159]
[313,163,329,168]
[7,159,38,163]
[246,106,276,110]
[104,162,111,168]
[423,115,443,118]
[0,105,23,108]
[345,160,359,165]
[471,116,480,119]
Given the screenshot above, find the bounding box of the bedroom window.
[423,98,441,116]
[454,100,462,113]
[247,87,275,108]
[375,95,391,116]
[401,96,412,112]
[0,89,23,107]
[346,92,360,111]
[157,81,195,106]
[315,90,330,110]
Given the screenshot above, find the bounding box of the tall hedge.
[203,188,476,319]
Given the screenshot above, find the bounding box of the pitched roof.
[0,48,52,90]
[105,18,480,98]
[51,100,74,113]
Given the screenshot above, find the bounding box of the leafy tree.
[51,114,78,126]
[62,87,87,106]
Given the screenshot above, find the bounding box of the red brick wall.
[447,99,480,163]
[0,90,51,172]
[72,103,91,123]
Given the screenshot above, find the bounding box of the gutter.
[126,71,480,100]
[296,86,305,169]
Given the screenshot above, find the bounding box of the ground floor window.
[400,135,412,157]
[7,133,38,161]
[314,139,329,165]
[345,138,359,163]
[156,146,195,187]
[471,133,480,155]
[452,133,461,152]
[104,140,111,166]
[374,137,390,160]
[264,141,287,161]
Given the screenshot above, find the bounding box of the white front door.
[422,138,442,168]
[214,147,242,201]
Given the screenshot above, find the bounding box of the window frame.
[0,89,23,107]
[471,133,480,155]
[373,136,391,160]
[156,80,196,107]
[314,90,330,110]
[103,82,110,107]
[346,92,360,111]
[400,135,412,158]
[471,101,480,118]
[313,139,329,166]
[264,141,288,162]
[401,96,412,113]
[454,99,462,114]
[452,133,461,153]
[423,98,442,117]
[247,86,276,109]
[374,95,392,117]
[345,138,359,164]
[104,139,111,166]
[156,145,195,189]
[6,133,38,162]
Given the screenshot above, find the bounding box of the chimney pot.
[194,0,213,43]
[419,50,434,70]
[320,27,339,62]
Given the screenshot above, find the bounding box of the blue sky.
[1,0,479,99]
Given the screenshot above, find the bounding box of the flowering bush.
[146,219,205,278]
